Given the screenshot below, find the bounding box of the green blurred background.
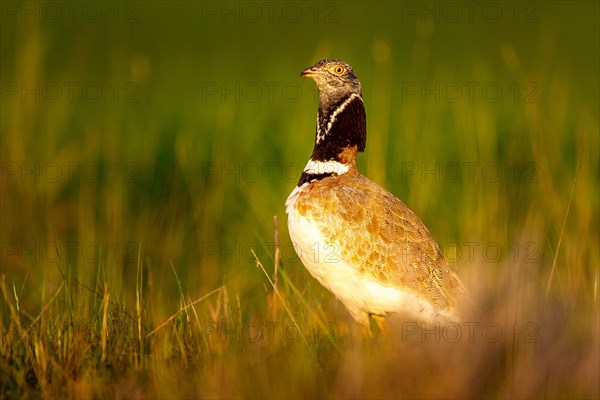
[1,1,598,397]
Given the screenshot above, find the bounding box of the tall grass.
[1,1,598,398]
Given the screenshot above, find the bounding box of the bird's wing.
[303,170,468,312]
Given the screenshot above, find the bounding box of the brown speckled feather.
[293,164,467,315]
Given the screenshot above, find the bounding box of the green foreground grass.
[1,1,599,398]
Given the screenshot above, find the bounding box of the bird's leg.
[371,315,387,335]
[360,324,373,338]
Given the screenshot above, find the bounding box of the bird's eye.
[333,65,345,74]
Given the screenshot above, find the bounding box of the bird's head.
[299,59,367,159]
[300,59,362,106]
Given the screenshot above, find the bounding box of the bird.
[286,59,468,334]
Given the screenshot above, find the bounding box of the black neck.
[296,93,366,186]
[311,93,367,162]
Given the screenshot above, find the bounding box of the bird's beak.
[300,67,317,77]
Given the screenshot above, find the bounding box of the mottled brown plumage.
[290,149,466,311]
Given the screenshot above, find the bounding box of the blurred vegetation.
[1,1,598,398]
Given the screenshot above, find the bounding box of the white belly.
[286,186,451,326]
